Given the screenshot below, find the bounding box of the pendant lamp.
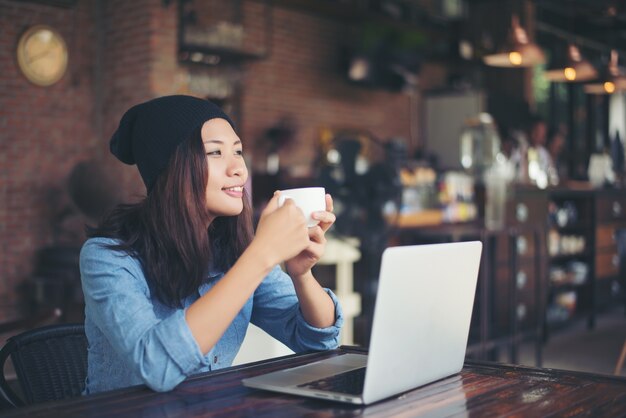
[483,15,545,67]
[544,44,598,82]
[584,50,626,94]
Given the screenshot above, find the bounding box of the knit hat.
[110,95,234,192]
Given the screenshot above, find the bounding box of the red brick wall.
[0,0,424,313]
[0,0,98,308]
[0,0,160,311]
[99,0,158,196]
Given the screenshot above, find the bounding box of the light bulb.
[604,81,616,94]
[564,67,576,81]
[509,51,522,66]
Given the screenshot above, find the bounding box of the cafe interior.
[2,0,626,411]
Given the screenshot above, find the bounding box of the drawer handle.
[516,304,527,321]
[516,271,528,289]
[613,254,620,267]
[516,203,528,223]
[613,201,622,217]
[516,236,528,255]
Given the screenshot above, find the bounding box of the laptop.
[242,241,482,405]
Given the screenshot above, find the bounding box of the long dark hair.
[88,128,254,307]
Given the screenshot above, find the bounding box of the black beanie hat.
[110,95,234,192]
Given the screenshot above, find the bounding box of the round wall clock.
[16,25,68,86]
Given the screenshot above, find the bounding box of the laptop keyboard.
[297,367,366,395]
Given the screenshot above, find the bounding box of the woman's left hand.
[285,194,336,278]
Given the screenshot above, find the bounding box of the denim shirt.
[79,237,343,394]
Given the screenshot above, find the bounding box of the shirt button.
[213,355,218,364]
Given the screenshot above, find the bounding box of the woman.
[80,95,342,394]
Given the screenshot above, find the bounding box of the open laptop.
[242,241,482,405]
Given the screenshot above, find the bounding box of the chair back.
[0,323,87,406]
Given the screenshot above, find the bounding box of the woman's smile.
[223,185,244,198]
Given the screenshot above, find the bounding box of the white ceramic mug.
[278,187,326,227]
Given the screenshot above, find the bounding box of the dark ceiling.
[19,0,625,62]
[533,0,626,54]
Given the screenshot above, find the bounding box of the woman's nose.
[228,157,246,177]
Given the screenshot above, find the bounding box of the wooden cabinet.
[396,187,548,364]
[493,261,538,335]
[492,188,547,365]
[593,191,626,314]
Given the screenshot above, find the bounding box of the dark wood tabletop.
[4,346,626,417]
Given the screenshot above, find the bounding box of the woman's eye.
[235,149,244,156]
[206,150,221,156]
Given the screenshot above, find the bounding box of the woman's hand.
[285,194,336,278]
[249,192,311,268]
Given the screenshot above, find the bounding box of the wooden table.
[4,346,626,417]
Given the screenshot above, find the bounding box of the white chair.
[317,236,361,346]
[232,324,293,366]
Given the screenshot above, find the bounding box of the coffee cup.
[278,187,326,227]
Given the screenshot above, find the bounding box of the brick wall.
[0,0,98,308]
[99,0,160,197]
[0,0,428,314]
[0,0,160,311]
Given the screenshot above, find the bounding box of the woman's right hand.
[250,192,310,267]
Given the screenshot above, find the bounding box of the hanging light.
[483,15,546,67]
[584,50,626,94]
[544,44,598,82]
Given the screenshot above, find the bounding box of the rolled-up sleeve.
[80,239,208,392]
[250,266,343,352]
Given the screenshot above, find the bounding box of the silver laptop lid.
[362,241,482,404]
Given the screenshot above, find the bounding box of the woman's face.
[201,118,248,222]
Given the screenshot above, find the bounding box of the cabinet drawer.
[515,232,538,260]
[494,232,539,264]
[493,264,537,334]
[494,264,537,295]
[516,282,537,331]
[595,277,624,308]
[595,224,626,250]
[595,251,620,279]
[507,197,547,226]
[495,234,510,264]
[596,195,626,222]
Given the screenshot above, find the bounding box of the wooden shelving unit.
[546,188,626,334]
[546,189,594,332]
[173,0,271,125]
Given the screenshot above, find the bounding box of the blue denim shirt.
[80,237,343,394]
